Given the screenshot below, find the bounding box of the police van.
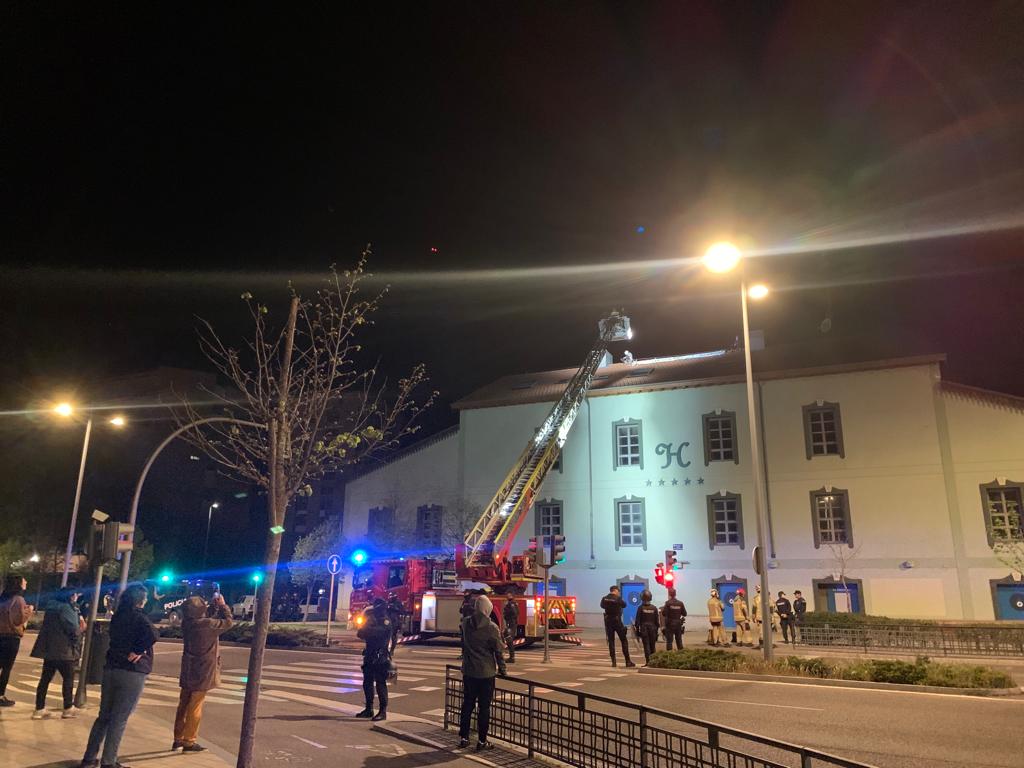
[144,578,220,626]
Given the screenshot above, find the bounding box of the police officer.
[660,589,687,650]
[386,592,406,656]
[356,598,391,721]
[707,589,726,646]
[775,591,795,644]
[599,586,635,668]
[634,590,661,665]
[732,588,752,646]
[793,590,807,644]
[502,598,518,664]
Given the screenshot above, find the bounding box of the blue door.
[825,584,861,613]
[717,582,745,629]
[620,582,646,626]
[995,585,1024,620]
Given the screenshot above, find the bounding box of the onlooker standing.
[775,591,795,644]
[81,583,158,768]
[792,590,807,644]
[356,599,391,721]
[31,589,84,718]
[173,594,233,752]
[599,586,635,668]
[501,598,518,664]
[0,573,34,707]
[458,595,506,751]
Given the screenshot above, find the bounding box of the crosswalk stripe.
[287,660,446,674]
[409,686,439,692]
[220,674,359,695]
[420,707,446,717]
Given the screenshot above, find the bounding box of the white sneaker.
[62,708,77,719]
[32,709,49,720]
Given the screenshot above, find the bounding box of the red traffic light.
[664,570,676,586]
[654,564,665,585]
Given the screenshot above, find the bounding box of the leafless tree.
[176,253,434,768]
[825,541,862,613]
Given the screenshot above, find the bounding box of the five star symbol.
[684,478,692,486]
[671,478,678,486]
[658,478,666,486]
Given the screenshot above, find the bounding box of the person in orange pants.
[173,594,233,752]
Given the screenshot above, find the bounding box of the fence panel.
[443,666,875,768]
[798,624,1024,657]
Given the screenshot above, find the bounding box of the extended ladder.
[463,312,632,573]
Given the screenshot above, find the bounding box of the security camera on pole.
[76,511,134,707]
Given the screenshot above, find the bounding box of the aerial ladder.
[458,312,632,587]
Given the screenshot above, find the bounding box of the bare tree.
[441,495,482,551]
[290,515,345,621]
[825,541,862,613]
[177,254,433,767]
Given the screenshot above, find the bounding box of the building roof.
[939,381,1024,413]
[453,348,948,411]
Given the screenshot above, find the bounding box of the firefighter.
[752,584,767,647]
[660,588,687,651]
[501,598,518,663]
[707,589,726,645]
[633,590,661,665]
[732,588,752,646]
[599,586,635,668]
[793,590,807,644]
[386,592,406,657]
[356,598,391,721]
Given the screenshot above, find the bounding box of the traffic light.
[251,572,263,584]
[350,549,368,566]
[654,563,665,585]
[665,549,678,571]
[101,522,134,562]
[550,535,566,565]
[664,569,676,588]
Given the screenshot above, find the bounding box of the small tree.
[0,538,28,580]
[825,541,862,613]
[178,255,432,768]
[289,516,345,621]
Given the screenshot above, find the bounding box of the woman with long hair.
[31,588,84,718]
[0,572,34,707]
[81,583,157,768]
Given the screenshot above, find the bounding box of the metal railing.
[443,666,876,768]
[797,623,1024,657]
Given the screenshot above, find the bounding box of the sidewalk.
[0,704,235,768]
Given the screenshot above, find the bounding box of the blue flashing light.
[158,570,173,584]
[636,225,645,234]
[350,549,368,566]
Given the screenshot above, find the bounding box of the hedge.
[800,612,1008,628]
[158,622,326,647]
[647,649,1016,689]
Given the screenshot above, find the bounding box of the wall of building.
[343,362,1023,625]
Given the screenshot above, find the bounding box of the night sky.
[3,2,1024,458]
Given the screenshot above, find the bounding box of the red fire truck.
[348,312,631,647]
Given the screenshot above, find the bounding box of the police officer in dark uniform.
[775,591,795,644]
[599,586,635,668]
[501,598,518,663]
[356,598,391,721]
[633,590,661,665]
[386,592,406,657]
[660,588,687,650]
[792,590,807,644]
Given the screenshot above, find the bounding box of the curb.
[638,666,1024,696]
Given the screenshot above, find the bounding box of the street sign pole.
[325,554,342,647]
[541,564,551,664]
[74,559,104,707]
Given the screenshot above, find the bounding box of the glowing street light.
[109,416,126,427]
[54,402,74,417]
[204,502,221,570]
[702,241,742,273]
[702,240,773,662]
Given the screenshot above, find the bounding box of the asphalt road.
[12,634,1024,767]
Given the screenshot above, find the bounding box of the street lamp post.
[703,242,774,662]
[56,407,128,588]
[204,502,220,571]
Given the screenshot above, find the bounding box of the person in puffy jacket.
[173,593,232,753]
[458,595,506,751]
[31,589,84,719]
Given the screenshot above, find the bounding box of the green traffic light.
[251,572,263,584]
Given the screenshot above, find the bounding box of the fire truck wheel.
[167,609,183,628]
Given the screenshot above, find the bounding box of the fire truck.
[348,312,632,647]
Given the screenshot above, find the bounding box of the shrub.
[648,649,744,672]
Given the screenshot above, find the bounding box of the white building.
[343,348,1024,626]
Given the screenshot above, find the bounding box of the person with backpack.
[0,573,34,707]
[31,589,84,719]
[458,595,506,751]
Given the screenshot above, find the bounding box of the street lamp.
[702,241,774,661]
[203,502,220,571]
[55,404,126,587]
